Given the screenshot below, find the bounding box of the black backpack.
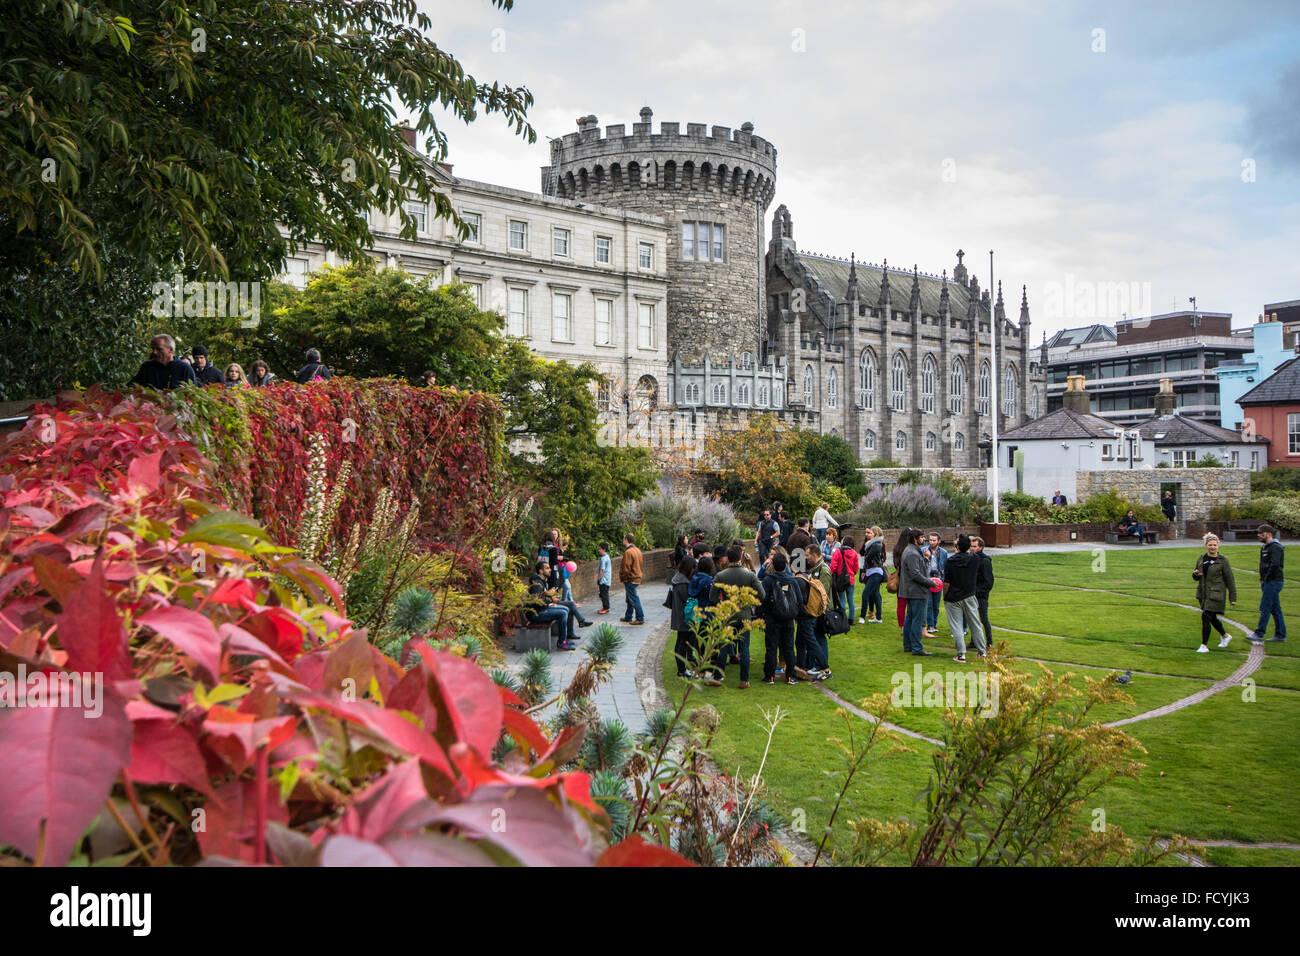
[823,606,851,636]
[765,578,801,622]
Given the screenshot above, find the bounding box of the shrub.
[796,430,861,488]
[168,378,503,553]
[1212,495,1300,536]
[845,482,957,529]
[865,457,902,468]
[1252,468,1300,495]
[621,480,745,548]
[1,389,673,866]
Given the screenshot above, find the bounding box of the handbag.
[885,569,900,594]
[823,606,851,636]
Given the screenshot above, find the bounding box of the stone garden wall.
[1075,468,1250,521]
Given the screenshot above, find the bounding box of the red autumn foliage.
[0,389,687,867]
[172,378,502,549]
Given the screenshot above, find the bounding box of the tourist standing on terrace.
[130,334,197,390]
[619,533,645,625]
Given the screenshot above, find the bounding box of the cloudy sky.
[417,0,1300,339]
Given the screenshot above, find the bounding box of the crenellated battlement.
[543,107,777,207]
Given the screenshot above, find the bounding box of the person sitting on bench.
[525,561,578,649]
[1118,510,1146,543]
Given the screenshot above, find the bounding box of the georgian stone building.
[282,107,1045,466]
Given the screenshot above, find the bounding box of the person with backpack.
[831,533,859,624]
[665,557,698,677]
[710,545,765,689]
[859,526,886,624]
[899,528,935,656]
[688,556,722,684]
[296,348,332,383]
[758,551,799,685]
[793,541,834,681]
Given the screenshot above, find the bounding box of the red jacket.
[830,546,859,585]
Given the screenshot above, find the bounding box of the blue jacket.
[689,571,715,605]
[923,545,948,581]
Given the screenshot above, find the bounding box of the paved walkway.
[500,581,672,734]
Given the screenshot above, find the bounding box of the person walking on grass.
[971,535,995,649]
[859,526,885,624]
[596,542,612,614]
[689,556,723,685]
[711,545,766,690]
[619,533,645,625]
[1193,533,1236,653]
[899,528,935,657]
[943,535,986,663]
[1248,524,1286,643]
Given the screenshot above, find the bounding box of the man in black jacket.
[971,535,995,650]
[296,348,332,383]
[190,345,224,385]
[130,334,197,390]
[1249,524,1286,643]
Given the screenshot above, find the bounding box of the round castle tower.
[543,107,777,364]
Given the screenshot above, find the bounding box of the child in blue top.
[596,542,613,614]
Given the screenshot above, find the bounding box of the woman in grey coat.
[1193,533,1237,653]
[899,528,936,656]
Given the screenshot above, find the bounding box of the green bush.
[1188,454,1224,467]
[1211,495,1300,536]
[865,457,901,468]
[1251,468,1300,495]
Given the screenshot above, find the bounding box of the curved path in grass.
[991,576,1269,727]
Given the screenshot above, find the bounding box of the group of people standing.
[129,333,331,391]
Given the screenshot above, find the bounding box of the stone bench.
[1104,530,1160,545]
[513,624,556,652]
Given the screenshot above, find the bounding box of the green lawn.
[663,547,1300,866]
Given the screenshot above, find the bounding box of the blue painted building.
[1216,317,1296,429]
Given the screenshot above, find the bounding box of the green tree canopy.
[797,429,861,488]
[2,0,534,283]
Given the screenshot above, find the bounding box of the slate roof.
[796,254,988,319]
[1045,324,1116,348]
[1238,356,1300,405]
[1000,407,1129,440]
[1134,413,1266,445]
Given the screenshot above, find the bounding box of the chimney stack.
[396,120,417,151]
[1062,374,1091,414]
[1154,377,1176,416]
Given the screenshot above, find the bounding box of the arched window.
[978,361,991,415]
[803,365,815,406]
[771,382,782,408]
[950,358,965,414]
[737,383,751,405]
[740,351,754,370]
[955,432,966,451]
[827,368,838,409]
[711,381,727,405]
[926,431,937,451]
[758,383,769,407]
[921,355,936,413]
[864,430,876,451]
[891,353,907,411]
[895,430,908,452]
[636,374,658,412]
[859,350,876,409]
[1003,365,1018,418]
[1030,386,1039,419]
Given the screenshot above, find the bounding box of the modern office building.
[1045,310,1248,424]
